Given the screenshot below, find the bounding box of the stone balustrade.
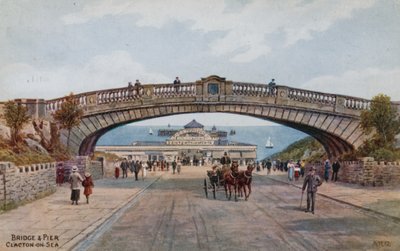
[153,83,196,97]
[232,82,277,97]
[343,97,371,110]
[97,86,144,104]
[288,87,336,106]
[43,78,399,117]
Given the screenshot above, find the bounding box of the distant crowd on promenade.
[114,157,186,180]
[256,158,341,183]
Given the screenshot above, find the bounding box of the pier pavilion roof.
[184,119,204,129]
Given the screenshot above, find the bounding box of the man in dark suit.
[302,166,322,214]
[332,160,341,182]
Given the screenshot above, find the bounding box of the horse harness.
[243,170,252,185]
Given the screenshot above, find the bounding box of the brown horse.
[224,161,240,201]
[237,164,255,201]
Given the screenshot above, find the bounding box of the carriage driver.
[220,152,231,173]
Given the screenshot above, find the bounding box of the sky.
[1,0,399,126]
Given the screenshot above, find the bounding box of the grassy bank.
[267,136,325,162]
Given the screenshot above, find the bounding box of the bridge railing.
[287,87,336,106]
[46,92,92,113]
[343,97,371,110]
[153,82,196,97]
[233,82,277,97]
[97,86,144,104]
[45,80,378,115]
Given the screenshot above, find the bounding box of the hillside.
[266,136,325,162]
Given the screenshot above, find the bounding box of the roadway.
[85,167,400,251]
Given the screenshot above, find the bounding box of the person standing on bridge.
[174,76,181,93]
[174,76,181,84]
[302,166,322,214]
[268,79,276,86]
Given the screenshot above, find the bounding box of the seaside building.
[95,120,256,165]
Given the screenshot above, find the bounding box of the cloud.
[61,0,376,63]
[0,50,169,100]
[301,67,400,101]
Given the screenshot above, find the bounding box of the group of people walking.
[114,158,184,179]
[117,159,143,180]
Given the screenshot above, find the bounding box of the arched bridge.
[45,75,379,158]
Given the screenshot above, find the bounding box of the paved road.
[86,167,400,251]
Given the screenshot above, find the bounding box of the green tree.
[359,94,400,160]
[52,93,84,149]
[2,101,30,147]
[360,94,400,148]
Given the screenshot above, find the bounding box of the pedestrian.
[172,159,177,174]
[272,160,277,172]
[82,173,94,204]
[134,160,140,181]
[256,161,261,172]
[324,159,331,182]
[56,165,64,186]
[332,160,341,182]
[302,166,322,214]
[141,162,147,180]
[135,79,141,86]
[114,162,120,179]
[294,163,300,181]
[69,166,83,205]
[177,157,182,174]
[287,160,295,181]
[300,160,306,178]
[130,160,136,177]
[268,78,276,86]
[266,159,272,175]
[173,76,181,84]
[120,159,128,178]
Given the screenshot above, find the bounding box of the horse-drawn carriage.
[203,166,225,199]
[203,162,254,201]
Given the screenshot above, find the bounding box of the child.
[82,173,94,204]
[294,164,300,181]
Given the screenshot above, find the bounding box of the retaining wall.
[0,162,56,208]
[313,159,400,186]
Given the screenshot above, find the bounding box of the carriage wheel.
[204,179,208,198]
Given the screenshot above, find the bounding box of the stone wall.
[313,159,400,186]
[86,161,103,180]
[61,156,103,180]
[0,162,56,208]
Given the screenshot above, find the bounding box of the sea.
[97,125,307,161]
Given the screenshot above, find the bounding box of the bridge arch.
[44,76,376,158]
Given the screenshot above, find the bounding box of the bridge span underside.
[45,76,375,158]
[69,103,361,158]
